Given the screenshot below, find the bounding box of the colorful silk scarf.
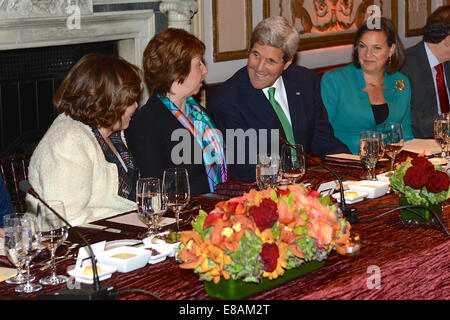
[157,94,227,191]
[91,127,138,201]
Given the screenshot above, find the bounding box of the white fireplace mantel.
[0,0,155,70]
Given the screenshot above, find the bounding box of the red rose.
[261,243,279,272]
[403,165,428,189]
[411,157,434,173]
[425,170,450,193]
[250,199,278,231]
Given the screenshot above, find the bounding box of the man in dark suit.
[401,6,450,138]
[208,16,349,182]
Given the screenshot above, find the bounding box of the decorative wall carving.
[0,0,93,18]
[264,0,397,51]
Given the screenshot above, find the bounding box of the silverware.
[39,253,77,271]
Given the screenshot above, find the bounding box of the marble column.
[160,0,198,32]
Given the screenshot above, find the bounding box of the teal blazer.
[320,64,414,154]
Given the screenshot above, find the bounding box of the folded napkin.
[214,181,257,197]
[324,153,387,169]
[324,154,365,169]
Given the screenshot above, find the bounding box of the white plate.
[105,239,142,250]
[332,191,368,204]
[347,180,390,198]
[143,231,181,258]
[67,263,117,284]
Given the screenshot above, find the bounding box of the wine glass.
[381,123,404,171]
[280,144,305,185]
[36,201,69,285]
[162,168,190,231]
[136,177,167,238]
[3,213,42,293]
[434,116,450,159]
[359,131,382,180]
[3,214,31,285]
[256,153,279,190]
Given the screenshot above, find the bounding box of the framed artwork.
[263,0,398,51]
[212,0,252,62]
[405,0,431,37]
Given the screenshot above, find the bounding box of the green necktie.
[268,87,296,146]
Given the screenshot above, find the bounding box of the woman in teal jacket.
[321,18,414,155]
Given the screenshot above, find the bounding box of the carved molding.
[0,0,93,18]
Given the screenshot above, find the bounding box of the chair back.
[0,153,31,212]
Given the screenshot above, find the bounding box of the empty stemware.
[162,168,190,231]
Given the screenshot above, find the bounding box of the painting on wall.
[263,0,398,51]
[405,0,431,37]
[212,0,252,62]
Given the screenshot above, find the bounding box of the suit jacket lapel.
[282,69,304,142]
[444,61,450,87]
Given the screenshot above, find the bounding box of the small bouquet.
[177,185,351,284]
[390,156,450,206]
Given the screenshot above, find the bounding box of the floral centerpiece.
[389,156,450,222]
[177,184,351,298]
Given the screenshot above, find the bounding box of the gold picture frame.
[212,0,252,62]
[263,0,398,51]
[405,0,431,37]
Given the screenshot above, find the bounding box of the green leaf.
[191,210,208,238]
[288,192,295,206]
[270,189,278,202]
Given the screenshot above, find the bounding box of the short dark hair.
[352,17,406,74]
[54,53,142,129]
[143,28,205,96]
[423,5,450,43]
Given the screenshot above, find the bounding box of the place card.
[317,181,337,195]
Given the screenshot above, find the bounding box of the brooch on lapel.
[394,79,406,91]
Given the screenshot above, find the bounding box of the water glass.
[359,131,382,180]
[256,153,279,190]
[434,116,450,159]
[3,213,42,293]
[136,177,167,238]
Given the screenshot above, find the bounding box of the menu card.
[106,212,176,228]
[402,139,441,156]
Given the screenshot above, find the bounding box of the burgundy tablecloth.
[0,151,448,300]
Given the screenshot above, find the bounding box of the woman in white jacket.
[27,53,142,226]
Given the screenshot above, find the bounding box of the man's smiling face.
[247,42,292,89]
